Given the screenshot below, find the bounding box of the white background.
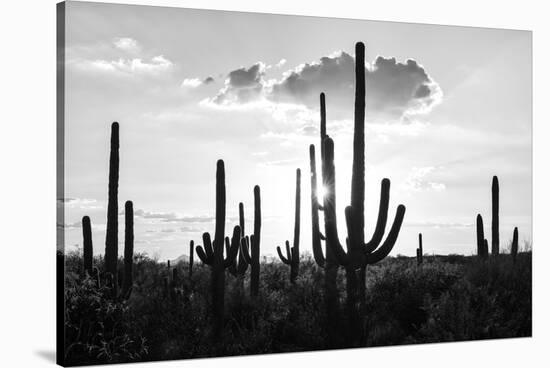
[0,0,548,367]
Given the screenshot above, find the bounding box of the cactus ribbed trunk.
[82,216,93,277]
[105,122,119,297]
[251,185,261,297]
[122,200,133,298]
[492,176,500,256]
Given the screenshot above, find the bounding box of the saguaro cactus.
[82,216,93,277]
[309,93,341,344]
[417,233,423,266]
[476,214,488,259]
[195,160,240,338]
[189,240,194,279]
[511,227,519,264]
[241,185,261,297]
[492,176,500,256]
[227,203,249,282]
[323,42,406,345]
[122,200,134,299]
[277,168,301,283]
[104,122,119,296]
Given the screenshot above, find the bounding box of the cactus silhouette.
[195,160,241,338]
[511,227,519,264]
[492,176,500,256]
[82,216,93,277]
[104,122,119,297]
[241,185,261,297]
[309,93,341,345]
[167,260,171,269]
[417,233,423,266]
[189,240,194,279]
[122,200,134,299]
[227,203,249,287]
[277,169,301,283]
[322,42,406,345]
[476,214,488,259]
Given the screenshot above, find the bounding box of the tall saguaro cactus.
[241,185,261,297]
[82,216,93,277]
[309,93,341,344]
[417,233,423,266]
[492,176,500,256]
[277,169,301,283]
[195,160,240,338]
[322,42,406,345]
[122,200,134,299]
[105,122,119,295]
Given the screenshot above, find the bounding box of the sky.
[59,1,532,260]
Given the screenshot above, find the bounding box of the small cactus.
[492,176,500,256]
[417,233,423,266]
[122,200,134,299]
[476,214,488,259]
[511,227,519,264]
[277,168,301,283]
[82,216,93,277]
[227,203,249,281]
[189,240,194,279]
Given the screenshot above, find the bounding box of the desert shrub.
[64,276,147,365]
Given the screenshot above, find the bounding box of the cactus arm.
[323,137,349,267]
[239,202,245,236]
[366,204,406,264]
[310,144,326,267]
[241,236,251,264]
[277,245,291,264]
[196,245,212,264]
[365,179,391,253]
[319,233,326,240]
[223,226,241,268]
[202,232,214,259]
[224,237,236,272]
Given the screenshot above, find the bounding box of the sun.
[318,185,328,201]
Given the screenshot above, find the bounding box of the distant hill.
[172,254,189,264]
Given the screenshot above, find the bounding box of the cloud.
[276,59,287,68]
[404,221,474,229]
[113,37,140,53]
[208,50,441,121]
[212,63,267,104]
[181,78,203,88]
[57,197,102,210]
[404,166,446,192]
[133,208,214,223]
[181,76,216,88]
[71,55,173,76]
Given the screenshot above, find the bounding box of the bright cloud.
[113,37,141,53]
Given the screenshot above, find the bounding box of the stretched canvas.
[56,1,532,366]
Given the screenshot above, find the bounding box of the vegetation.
[62,251,531,365]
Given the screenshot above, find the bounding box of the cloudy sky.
[60,1,532,260]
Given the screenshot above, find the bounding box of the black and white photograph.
[54,1,534,366]
[3,0,547,367]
